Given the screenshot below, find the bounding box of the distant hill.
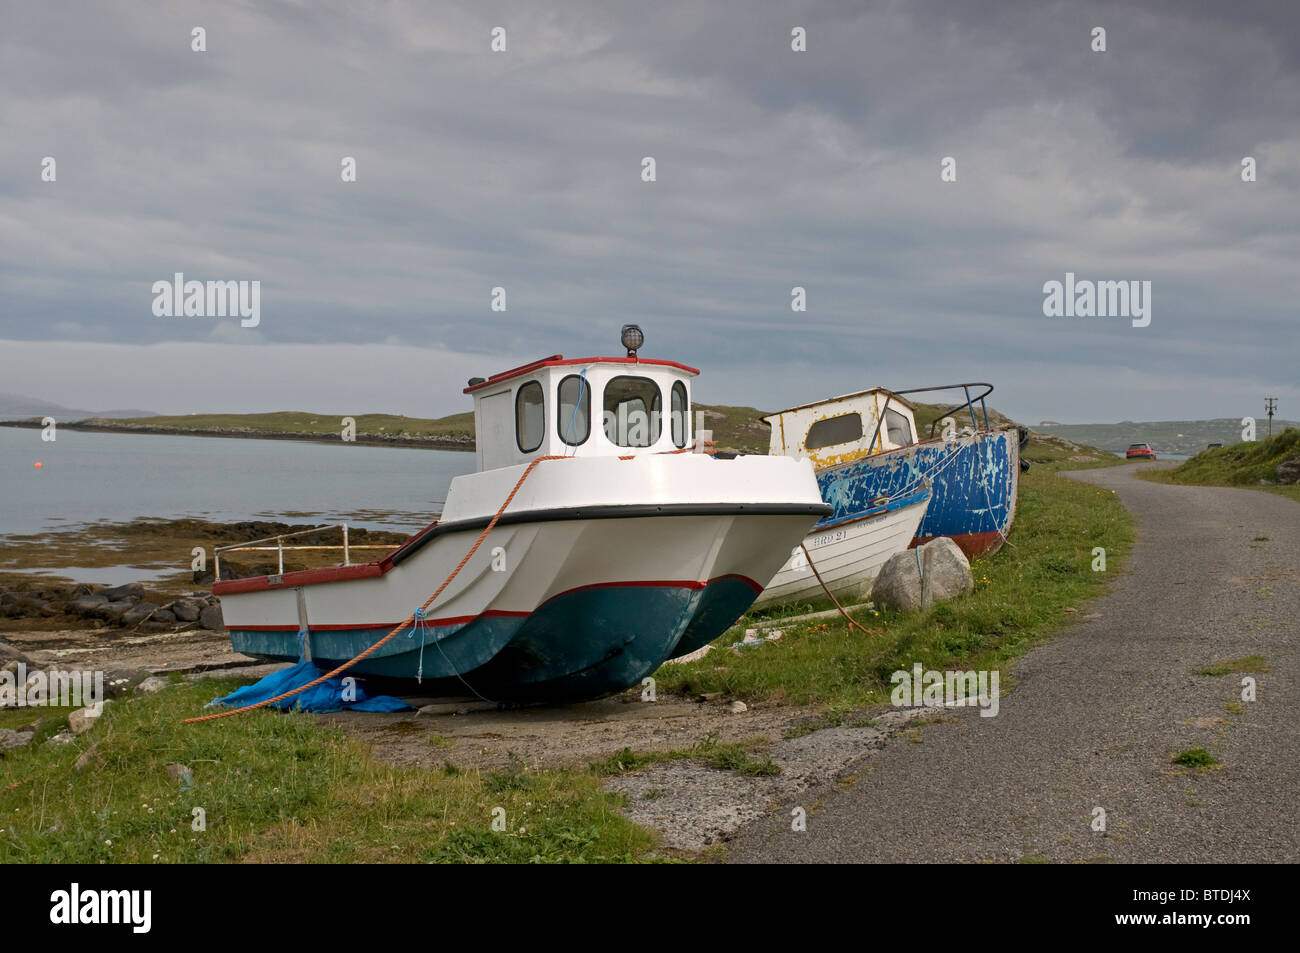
[1036,418,1300,457]
[0,392,155,421]
[1,397,1115,464]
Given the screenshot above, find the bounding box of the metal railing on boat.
[213,525,391,581]
[865,382,996,451]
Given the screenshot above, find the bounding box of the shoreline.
[0,419,475,453]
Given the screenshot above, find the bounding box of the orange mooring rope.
[799,542,882,638]
[184,455,568,723]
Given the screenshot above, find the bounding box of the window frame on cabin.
[805,412,863,451]
[670,380,689,448]
[557,374,591,447]
[885,407,913,446]
[515,380,546,453]
[602,375,663,448]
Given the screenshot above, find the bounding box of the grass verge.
[1136,428,1300,503]
[652,465,1135,712]
[0,679,655,863]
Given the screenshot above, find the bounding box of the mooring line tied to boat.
[798,542,882,639]
[183,453,572,723]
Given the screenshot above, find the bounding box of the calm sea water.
[0,426,476,537]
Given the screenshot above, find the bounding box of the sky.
[1,0,1296,425]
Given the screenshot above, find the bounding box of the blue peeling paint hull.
[816,429,1019,558]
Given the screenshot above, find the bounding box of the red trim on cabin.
[464,355,701,393]
[226,573,764,630]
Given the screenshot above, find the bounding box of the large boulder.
[871,549,924,612]
[71,594,110,617]
[120,602,159,626]
[199,605,225,631]
[101,583,144,602]
[871,537,974,612]
[171,600,201,623]
[1275,457,1300,485]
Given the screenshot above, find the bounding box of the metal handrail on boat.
[213,524,390,581]
[865,382,996,451]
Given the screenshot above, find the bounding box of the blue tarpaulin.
[211,660,413,713]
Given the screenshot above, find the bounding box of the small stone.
[47,731,75,746]
[729,700,748,713]
[165,763,193,787]
[151,608,176,625]
[74,742,100,771]
[1274,456,1300,485]
[134,676,170,694]
[199,605,225,631]
[0,728,34,750]
[67,707,102,736]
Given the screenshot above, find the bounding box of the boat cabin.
[761,388,919,469]
[464,330,698,471]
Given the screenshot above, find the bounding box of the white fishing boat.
[752,483,931,608]
[213,327,830,700]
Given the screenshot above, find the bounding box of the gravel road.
[727,465,1299,863]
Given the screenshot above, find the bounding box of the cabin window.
[557,374,591,446]
[515,381,545,452]
[805,412,862,450]
[671,381,688,448]
[885,408,913,446]
[603,376,662,447]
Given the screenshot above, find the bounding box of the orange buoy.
[34,461,42,468]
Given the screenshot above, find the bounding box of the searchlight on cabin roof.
[621,324,644,358]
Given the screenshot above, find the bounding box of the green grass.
[1172,747,1219,770]
[1194,655,1270,677]
[0,680,655,863]
[651,466,1135,711]
[1137,428,1300,503]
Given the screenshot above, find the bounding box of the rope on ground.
[799,543,881,638]
[183,454,568,723]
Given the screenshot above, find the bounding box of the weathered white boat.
[761,383,1021,565]
[752,483,931,608]
[213,328,830,701]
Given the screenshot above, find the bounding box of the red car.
[1126,443,1157,460]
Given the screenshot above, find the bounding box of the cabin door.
[478,391,514,470]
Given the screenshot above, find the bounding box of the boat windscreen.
[806,412,863,450]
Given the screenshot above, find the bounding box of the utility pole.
[1265,397,1277,438]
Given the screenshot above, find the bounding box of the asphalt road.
[728,465,1299,863]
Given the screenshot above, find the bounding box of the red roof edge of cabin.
[464,355,701,393]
